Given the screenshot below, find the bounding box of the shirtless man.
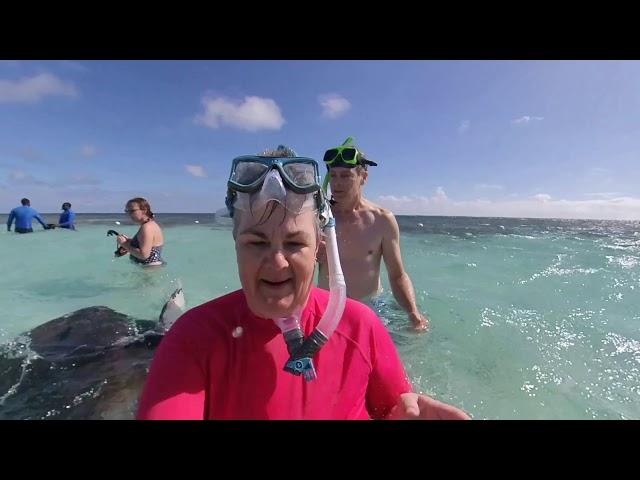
[317,139,429,331]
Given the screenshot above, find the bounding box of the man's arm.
[7,210,15,231]
[380,212,428,331]
[34,212,47,229]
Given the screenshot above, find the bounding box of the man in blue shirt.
[58,202,76,230]
[7,198,48,233]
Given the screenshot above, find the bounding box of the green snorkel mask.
[321,136,378,197]
[323,136,377,167]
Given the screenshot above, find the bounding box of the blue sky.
[0,60,638,219]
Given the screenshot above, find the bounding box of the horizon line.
[13,212,639,222]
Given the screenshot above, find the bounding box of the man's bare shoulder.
[361,198,398,227]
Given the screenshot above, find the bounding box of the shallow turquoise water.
[1,214,639,419]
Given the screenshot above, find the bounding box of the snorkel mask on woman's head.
[225,153,325,220]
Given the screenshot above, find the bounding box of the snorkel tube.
[276,167,346,381]
[280,197,346,380]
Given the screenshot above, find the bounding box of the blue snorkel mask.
[225,148,325,219]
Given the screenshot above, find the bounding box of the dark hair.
[21,198,30,206]
[62,202,71,209]
[126,197,154,218]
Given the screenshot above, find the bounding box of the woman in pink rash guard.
[137,147,469,420]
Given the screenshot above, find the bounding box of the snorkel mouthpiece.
[283,329,305,356]
[283,330,328,381]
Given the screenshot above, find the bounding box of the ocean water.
[1,213,639,419]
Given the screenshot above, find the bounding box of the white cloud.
[434,186,448,200]
[533,193,552,202]
[381,195,413,203]
[0,73,78,104]
[79,144,98,159]
[512,115,544,125]
[194,95,285,132]
[8,170,50,186]
[586,192,622,199]
[185,164,207,178]
[458,120,470,134]
[475,183,504,191]
[318,93,351,119]
[377,188,640,220]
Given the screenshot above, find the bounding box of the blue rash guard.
[58,209,76,229]
[7,206,47,232]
